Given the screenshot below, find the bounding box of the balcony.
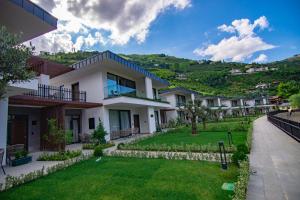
[24,84,86,102]
[104,85,168,103]
[176,102,186,107]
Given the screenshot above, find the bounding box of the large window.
[107,73,136,97]
[109,110,131,132]
[176,95,186,107]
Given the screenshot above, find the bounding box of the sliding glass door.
[109,110,131,132]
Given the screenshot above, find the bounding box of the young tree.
[180,100,210,135]
[277,81,300,99]
[0,26,34,98]
[289,93,300,109]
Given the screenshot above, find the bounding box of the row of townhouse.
[0,0,276,165]
[159,87,276,123]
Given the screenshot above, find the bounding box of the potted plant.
[12,150,32,166]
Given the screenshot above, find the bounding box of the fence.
[24,84,86,102]
[267,110,300,142]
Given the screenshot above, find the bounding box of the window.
[107,73,136,97]
[89,118,95,129]
[176,95,186,107]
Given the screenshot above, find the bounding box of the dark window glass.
[89,118,95,129]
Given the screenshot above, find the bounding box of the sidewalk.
[247,116,300,200]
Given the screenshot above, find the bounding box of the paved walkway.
[247,116,300,200]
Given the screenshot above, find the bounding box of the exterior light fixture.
[218,141,228,170]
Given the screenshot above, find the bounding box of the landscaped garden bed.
[37,150,82,161]
[0,157,239,200]
[82,142,114,150]
[119,118,253,153]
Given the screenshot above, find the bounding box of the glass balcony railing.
[104,85,168,103]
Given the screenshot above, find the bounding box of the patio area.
[0,144,91,186]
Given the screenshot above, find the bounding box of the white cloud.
[194,16,275,62]
[28,0,191,53]
[252,54,268,63]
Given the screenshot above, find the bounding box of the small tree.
[289,93,300,109]
[92,120,107,144]
[0,26,34,98]
[180,100,210,135]
[43,119,71,152]
[277,81,300,99]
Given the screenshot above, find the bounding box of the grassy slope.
[40,52,300,97]
[0,157,238,200]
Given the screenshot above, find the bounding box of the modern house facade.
[0,0,58,165]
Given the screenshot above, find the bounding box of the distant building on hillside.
[255,83,269,89]
[176,73,187,80]
[230,68,243,75]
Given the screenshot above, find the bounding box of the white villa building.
[0,0,57,165]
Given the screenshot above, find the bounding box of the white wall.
[145,77,153,99]
[81,107,102,135]
[0,98,8,165]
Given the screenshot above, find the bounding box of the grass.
[135,129,246,146]
[0,157,239,200]
[120,118,252,152]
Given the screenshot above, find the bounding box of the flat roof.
[70,50,169,86]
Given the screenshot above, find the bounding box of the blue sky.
[32,0,300,63]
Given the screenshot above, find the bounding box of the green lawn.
[0,157,238,200]
[136,129,246,146]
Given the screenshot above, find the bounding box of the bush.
[37,150,82,161]
[94,146,103,157]
[233,161,250,200]
[83,143,115,150]
[15,150,28,159]
[117,143,125,149]
[92,120,107,144]
[237,144,248,154]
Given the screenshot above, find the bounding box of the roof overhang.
[9,95,102,109]
[0,0,57,43]
[69,51,169,88]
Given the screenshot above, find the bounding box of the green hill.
[40,51,300,97]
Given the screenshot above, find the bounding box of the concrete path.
[247,116,300,200]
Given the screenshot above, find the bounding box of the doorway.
[72,82,79,101]
[7,115,28,150]
[70,117,80,143]
[133,114,140,133]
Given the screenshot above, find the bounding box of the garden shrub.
[94,146,103,157]
[237,144,249,154]
[233,161,250,200]
[37,150,82,161]
[92,120,107,144]
[232,145,248,166]
[117,143,125,149]
[83,143,114,150]
[15,150,28,159]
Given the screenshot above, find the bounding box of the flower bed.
[82,143,114,150]
[37,150,82,161]
[118,142,237,153]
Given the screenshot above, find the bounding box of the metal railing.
[24,84,87,102]
[267,111,300,142]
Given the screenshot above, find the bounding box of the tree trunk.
[191,115,197,135]
[202,118,206,130]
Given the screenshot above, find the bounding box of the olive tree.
[0,26,34,98]
[180,100,210,135]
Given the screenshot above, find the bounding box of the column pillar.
[147,107,156,134]
[0,98,8,165]
[144,77,153,99]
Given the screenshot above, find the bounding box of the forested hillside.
[40,51,300,97]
